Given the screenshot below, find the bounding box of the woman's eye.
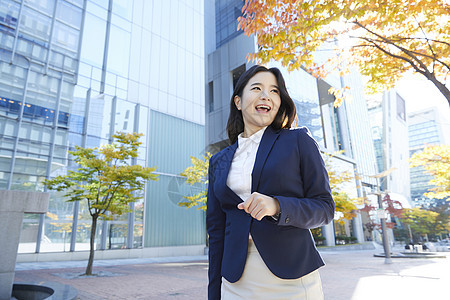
[251,87,261,91]
[271,89,279,94]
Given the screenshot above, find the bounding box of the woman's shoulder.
[280,126,313,138]
[210,143,234,164]
[281,126,320,149]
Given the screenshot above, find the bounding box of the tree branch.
[352,20,442,74]
[357,36,426,76]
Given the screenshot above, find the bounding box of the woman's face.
[234,71,281,137]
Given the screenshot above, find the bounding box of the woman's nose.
[260,90,269,100]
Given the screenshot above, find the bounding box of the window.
[396,94,406,121]
[208,81,214,112]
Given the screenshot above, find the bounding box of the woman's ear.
[234,96,241,110]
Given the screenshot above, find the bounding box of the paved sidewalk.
[14,248,450,300]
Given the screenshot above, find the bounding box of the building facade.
[368,90,411,203]
[408,107,450,206]
[1,0,207,259]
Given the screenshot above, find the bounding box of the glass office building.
[408,107,448,205]
[1,0,206,256]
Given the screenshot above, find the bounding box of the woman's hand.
[237,192,280,221]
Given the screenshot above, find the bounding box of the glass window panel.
[107,25,130,76]
[91,0,109,9]
[185,6,194,52]
[152,0,162,35]
[142,0,152,30]
[40,193,74,253]
[25,0,54,15]
[3,121,17,137]
[138,28,150,84]
[80,13,106,67]
[20,7,51,42]
[160,0,170,40]
[133,198,144,248]
[55,129,68,145]
[57,0,82,29]
[177,2,186,48]
[132,0,143,26]
[0,0,20,30]
[87,94,111,140]
[113,0,133,21]
[86,135,100,148]
[65,0,83,8]
[68,133,82,149]
[49,51,64,69]
[31,43,47,61]
[159,39,169,93]
[106,220,128,249]
[52,21,80,52]
[138,105,148,147]
[74,199,104,251]
[149,34,160,88]
[16,39,34,57]
[0,34,14,51]
[59,86,72,108]
[115,99,135,133]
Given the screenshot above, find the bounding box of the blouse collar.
[237,126,268,147]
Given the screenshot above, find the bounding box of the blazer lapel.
[251,127,280,192]
[214,142,243,203]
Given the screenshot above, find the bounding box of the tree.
[400,207,447,241]
[178,153,212,211]
[238,0,450,106]
[410,144,450,200]
[43,132,158,275]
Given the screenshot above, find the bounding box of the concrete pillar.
[322,222,335,246]
[352,212,365,243]
[0,190,49,300]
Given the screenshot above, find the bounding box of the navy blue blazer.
[206,126,335,300]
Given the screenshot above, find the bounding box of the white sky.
[395,73,450,144]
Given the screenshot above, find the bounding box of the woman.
[206,65,335,299]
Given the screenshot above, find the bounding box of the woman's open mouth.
[255,104,271,112]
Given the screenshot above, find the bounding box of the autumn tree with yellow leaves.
[410,144,450,200]
[238,0,450,106]
[44,132,158,276]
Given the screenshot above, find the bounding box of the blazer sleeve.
[275,128,335,229]
[206,156,226,300]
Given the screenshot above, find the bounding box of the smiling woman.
[207,65,335,300]
[233,71,281,138]
[226,65,297,145]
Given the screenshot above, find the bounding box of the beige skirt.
[221,239,324,300]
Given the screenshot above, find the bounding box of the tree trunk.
[426,74,450,107]
[85,215,98,275]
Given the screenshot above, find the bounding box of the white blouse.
[226,127,267,202]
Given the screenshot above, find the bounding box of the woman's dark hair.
[226,65,297,144]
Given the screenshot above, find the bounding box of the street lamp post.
[370,168,396,264]
[375,178,392,264]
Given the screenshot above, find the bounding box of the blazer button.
[285,216,290,224]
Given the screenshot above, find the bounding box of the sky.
[396,74,450,115]
[395,73,450,144]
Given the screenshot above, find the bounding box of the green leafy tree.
[410,144,450,200]
[400,207,447,241]
[178,153,212,211]
[238,0,450,106]
[44,132,158,275]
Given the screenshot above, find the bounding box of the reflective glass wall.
[1,0,205,254]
